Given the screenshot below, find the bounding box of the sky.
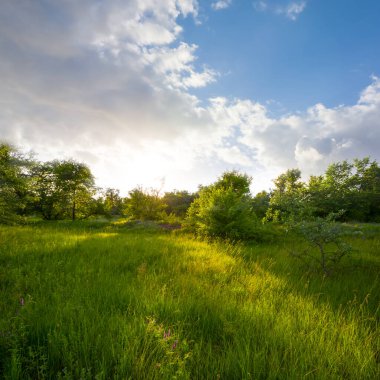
[1,0,380,195]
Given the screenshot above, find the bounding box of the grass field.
[0,220,379,379]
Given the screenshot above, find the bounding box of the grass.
[0,220,379,379]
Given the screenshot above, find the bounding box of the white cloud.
[211,1,232,11]
[208,77,380,182]
[0,0,209,143]
[281,1,307,21]
[1,0,380,194]
[254,1,307,21]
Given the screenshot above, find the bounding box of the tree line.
[1,142,380,232]
[0,143,196,224]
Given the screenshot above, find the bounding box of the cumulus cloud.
[211,1,232,11]
[208,77,380,180]
[0,0,379,193]
[0,0,211,150]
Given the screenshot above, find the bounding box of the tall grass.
[0,221,379,379]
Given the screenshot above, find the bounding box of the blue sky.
[1,0,380,194]
[183,0,380,111]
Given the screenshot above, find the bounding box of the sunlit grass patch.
[0,222,379,379]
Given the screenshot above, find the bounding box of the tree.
[102,188,123,217]
[0,143,31,223]
[251,191,270,220]
[162,190,196,217]
[124,187,166,221]
[185,171,259,240]
[265,169,305,222]
[54,161,95,220]
[350,158,380,221]
[31,160,95,220]
[305,157,380,222]
[290,211,353,275]
[319,160,354,219]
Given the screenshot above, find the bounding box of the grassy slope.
[0,221,379,379]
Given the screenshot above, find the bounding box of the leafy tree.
[319,160,354,218]
[185,171,259,240]
[265,169,305,222]
[0,143,31,223]
[251,190,270,220]
[212,170,251,196]
[54,160,95,220]
[350,158,380,221]
[31,161,62,220]
[124,187,166,221]
[102,188,123,217]
[304,175,327,217]
[290,211,353,275]
[162,190,196,217]
[305,157,380,221]
[31,160,95,220]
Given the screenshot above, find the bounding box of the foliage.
[251,190,270,220]
[0,143,32,224]
[143,317,191,379]
[265,169,305,223]
[31,160,95,220]
[265,158,380,224]
[124,187,166,221]
[162,190,196,217]
[289,211,353,275]
[96,188,123,217]
[185,171,260,240]
[306,157,380,221]
[2,141,380,226]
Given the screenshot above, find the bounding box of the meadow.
[0,221,379,379]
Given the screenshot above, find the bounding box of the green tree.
[320,160,354,218]
[162,190,196,217]
[290,211,353,275]
[54,161,95,220]
[124,187,166,221]
[102,188,123,217]
[350,158,380,221]
[251,190,270,220]
[185,171,259,240]
[0,143,31,223]
[305,158,380,221]
[31,160,95,220]
[265,169,305,222]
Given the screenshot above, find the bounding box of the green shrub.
[185,171,260,241]
[290,211,353,275]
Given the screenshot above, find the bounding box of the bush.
[124,187,166,221]
[290,211,353,275]
[185,171,261,241]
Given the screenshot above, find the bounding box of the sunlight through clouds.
[0,0,379,194]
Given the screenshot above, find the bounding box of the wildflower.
[163,328,171,339]
[172,340,178,350]
[20,297,25,306]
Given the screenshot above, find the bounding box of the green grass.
[0,221,379,379]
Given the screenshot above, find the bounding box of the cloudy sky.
[1,0,380,194]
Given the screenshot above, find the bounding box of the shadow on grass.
[236,227,380,319]
[1,222,379,378]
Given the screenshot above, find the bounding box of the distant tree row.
[1,142,380,231]
[265,157,380,223]
[0,143,196,224]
